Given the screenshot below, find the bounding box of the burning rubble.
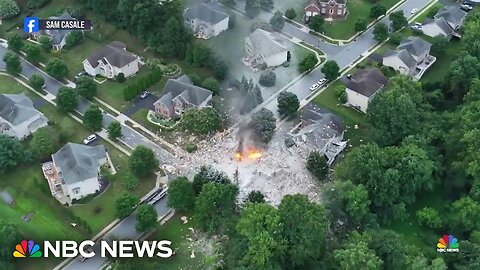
[235,137,263,161]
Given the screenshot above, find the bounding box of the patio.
[413,55,437,80]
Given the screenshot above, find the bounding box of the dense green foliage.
[129,146,159,177]
[180,107,220,135]
[277,91,299,117]
[56,86,78,112]
[83,105,103,131]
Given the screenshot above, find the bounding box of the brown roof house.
[305,0,348,22]
[153,75,213,119]
[343,68,388,113]
[82,41,141,79]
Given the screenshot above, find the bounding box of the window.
[72,187,80,194]
[330,9,334,14]
[321,8,326,13]
[337,9,342,15]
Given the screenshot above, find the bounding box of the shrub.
[335,85,347,103]
[186,142,198,153]
[116,73,126,83]
[259,70,276,87]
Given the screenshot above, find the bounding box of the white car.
[411,8,418,14]
[461,4,473,11]
[318,78,328,86]
[309,83,319,91]
[83,134,97,145]
[140,91,149,99]
[410,24,422,31]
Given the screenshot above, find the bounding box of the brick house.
[305,0,348,22]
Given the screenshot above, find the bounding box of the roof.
[0,94,43,125]
[86,41,137,68]
[435,6,467,27]
[319,0,346,3]
[305,0,320,11]
[248,29,287,57]
[45,11,75,46]
[345,68,388,97]
[423,17,453,35]
[52,143,107,185]
[184,2,229,25]
[388,49,417,69]
[397,36,431,58]
[154,76,212,108]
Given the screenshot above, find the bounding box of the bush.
[335,85,347,103]
[116,73,126,83]
[185,142,198,153]
[27,0,51,10]
[122,174,139,190]
[259,70,276,87]
[123,68,163,101]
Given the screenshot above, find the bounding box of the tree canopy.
[248,108,276,143]
[45,58,69,79]
[373,23,389,42]
[167,177,195,212]
[0,135,30,173]
[180,107,220,135]
[76,76,97,100]
[277,91,299,117]
[3,51,21,75]
[129,146,159,177]
[321,60,340,81]
[270,11,285,31]
[56,86,78,112]
[135,204,158,232]
[83,105,103,131]
[115,192,138,219]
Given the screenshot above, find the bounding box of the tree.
[245,0,260,17]
[157,16,190,58]
[213,58,229,80]
[427,4,441,18]
[191,45,213,68]
[270,11,285,31]
[135,204,158,232]
[27,0,52,10]
[260,0,273,11]
[23,43,41,64]
[0,220,21,270]
[237,203,284,269]
[450,197,480,233]
[309,15,324,32]
[298,53,318,72]
[447,53,480,101]
[430,35,449,57]
[246,190,265,203]
[389,10,407,31]
[388,32,403,45]
[277,91,299,117]
[285,8,297,20]
[38,35,52,52]
[202,77,220,95]
[0,135,29,173]
[306,151,329,181]
[29,74,45,91]
[355,18,368,32]
[370,3,387,18]
[3,51,21,75]
[65,31,84,49]
[115,193,138,219]
[83,105,103,131]
[366,76,425,146]
[373,23,389,42]
[329,180,371,224]
[259,70,276,87]
[107,121,122,140]
[121,174,139,190]
[76,76,97,99]
[321,60,340,81]
[334,231,383,270]
[369,230,409,270]
[56,86,78,112]
[416,207,442,229]
[195,182,238,234]
[129,146,159,177]
[45,58,69,79]
[249,108,276,143]
[279,194,327,266]
[116,72,126,83]
[7,32,23,52]
[30,128,54,159]
[0,0,20,19]
[192,166,231,195]
[180,107,220,135]
[167,177,195,212]
[335,84,347,103]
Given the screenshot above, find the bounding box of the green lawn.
[323,0,400,39]
[57,38,105,80]
[422,39,461,83]
[147,214,204,269]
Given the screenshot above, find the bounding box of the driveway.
[60,196,170,270]
[122,94,159,117]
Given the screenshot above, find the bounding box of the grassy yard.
[422,39,461,83]
[147,214,205,269]
[322,0,400,40]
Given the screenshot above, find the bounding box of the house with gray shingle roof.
[153,75,213,119]
[343,68,388,113]
[43,143,111,204]
[245,28,289,68]
[421,6,467,39]
[83,41,141,79]
[184,2,229,39]
[30,11,77,50]
[382,37,436,80]
[0,93,48,140]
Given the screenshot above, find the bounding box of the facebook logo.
[24,17,39,33]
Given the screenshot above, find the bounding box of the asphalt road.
[61,197,170,270]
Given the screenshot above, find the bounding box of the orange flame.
[235,148,262,161]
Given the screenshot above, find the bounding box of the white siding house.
[422,6,467,39]
[0,94,48,140]
[184,2,229,39]
[245,29,289,68]
[83,41,140,79]
[343,68,388,113]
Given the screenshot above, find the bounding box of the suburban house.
[304,0,348,22]
[0,93,48,140]
[244,29,289,68]
[343,68,388,113]
[288,104,347,165]
[83,41,141,79]
[184,2,229,39]
[382,37,436,80]
[42,143,112,204]
[30,11,76,50]
[421,6,467,39]
[153,75,213,119]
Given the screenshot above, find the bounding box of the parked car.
[83,134,97,145]
[74,71,88,80]
[411,8,418,14]
[461,4,473,11]
[309,83,319,91]
[410,24,422,31]
[140,91,150,99]
[41,83,46,90]
[318,78,328,86]
[148,189,167,205]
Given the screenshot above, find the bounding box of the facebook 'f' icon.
[23,17,39,33]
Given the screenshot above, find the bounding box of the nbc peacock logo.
[437,234,460,253]
[13,240,43,258]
